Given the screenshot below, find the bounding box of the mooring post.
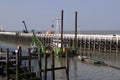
[6,48,9,80]
[99,37,101,51]
[66,52,69,80]
[18,46,22,65]
[51,50,55,80]
[74,11,78,48]
[89,36,91,51]
[104,37,106,52]
[16,48,20,80]
[110,37,112,53]
[38,48,42,80]
[85,36,86,50]
[93,35,95,51]
[44,53,47,80]
[28,48,31,72]
[116,37,118,53]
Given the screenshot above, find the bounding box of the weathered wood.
[0,56,38,60]
[44,53,47,80]
[28,48,31,72]
[38,48,42,80]
[6,48,9,80]
[66,52,69,80]
[51,51,55,80]
[0,48,3,52]
[0,46,71,80]
[40,67,66,72]
[74,11,78,48]
[19,46,22,65]
[16,48,20,80]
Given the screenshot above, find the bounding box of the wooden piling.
[44,53,47,80]
[116,37,118,53]
[19,46,22,65]
[38,48,42,80]
[74,11,78,48]
[6,48,9,80]
[51,51,55,80]
[110,37,112,53]
[66,52,69,80]
[0,48,2,52]
[104,37,107,52]
[16,49,20,80]
[28,48,31,72]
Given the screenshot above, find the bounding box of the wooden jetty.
[0,47,69,80]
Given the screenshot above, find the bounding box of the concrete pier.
[0,32,120,52]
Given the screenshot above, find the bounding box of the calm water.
[0,40,120,80]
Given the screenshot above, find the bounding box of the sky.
[0,0,120,32]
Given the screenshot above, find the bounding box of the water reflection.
[0,41,120,80]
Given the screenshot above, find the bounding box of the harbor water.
[0,40,120,80]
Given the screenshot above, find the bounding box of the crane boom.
[22,21,28,33]
[31,32,45,54]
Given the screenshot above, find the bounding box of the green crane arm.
[32,32,45,53]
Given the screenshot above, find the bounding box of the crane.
[22,21,28,33]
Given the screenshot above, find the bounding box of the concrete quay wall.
[0,32,120,52]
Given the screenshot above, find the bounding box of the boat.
[77,55,103,64]
[52,37,77,57]
[30,31,77,57]
[30,32,45,56]
[52,37,69,56]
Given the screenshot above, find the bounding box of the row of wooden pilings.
[0,47,69,80]
[1,33,120,53]
[49,34,120,53]
[76,35,120,53]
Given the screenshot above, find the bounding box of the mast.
[56,18,61,34]
[61,10,64,55]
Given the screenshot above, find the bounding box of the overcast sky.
[0,0,120,31]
